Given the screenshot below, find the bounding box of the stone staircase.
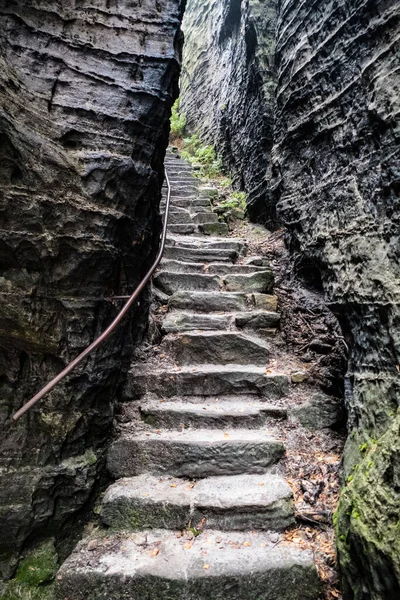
[56,153,320,599]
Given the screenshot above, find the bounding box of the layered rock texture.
[0,0,184,578]
[182,0,400,598]
[274,2,400,599]
[180,0,278,222]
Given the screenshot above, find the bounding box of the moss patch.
[0,540,58,600]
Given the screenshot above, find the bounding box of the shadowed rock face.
[181,0,399,597]
[0,0,184,577]
[273,1,400,596]
[180,0,278,222]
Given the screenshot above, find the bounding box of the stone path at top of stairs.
[57,153,320,600]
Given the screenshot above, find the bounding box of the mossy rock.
[336,414,400,599]
[0,540,58,600]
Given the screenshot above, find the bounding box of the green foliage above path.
[170,99,186,139]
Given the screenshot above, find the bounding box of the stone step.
[168,210,193,224]
[224,270,274,293]
[192,211,219,224]
[162,332,269,366]
[107,428,285,479]
[140,399,287,429]
[168,224,197,235]
[168,235,244,252]
[154,271,274,296]
[168,290,278,312]
[164,245,237,263]
[162,196,210,208]
[159,259,267,275]
[57,529,319,600]
[162,311,231,332]
[101,473,294,531]
[126,365,289,399]
[171,189,199,198]
[235,311,281,330]
[154,271,221,295]
[199,222,229,236]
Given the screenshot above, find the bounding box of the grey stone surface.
[235,311,280,330]
[164,245,237,263]
[154,271,220,295]
[107,428,285,478]
[139,399,281,429]
[0,0,184,574]
[289,393,344,430]
[199,222,230,236]
[162,311,231,332]
[57,529,319,600]
[224,271,274,293]
[168,291,248,312]
[101,473,294,531]
[162,331,269,365]
[127,365,290,399]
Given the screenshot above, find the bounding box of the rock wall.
[181,0,399,598]
[180,0,278,222]
[0,0,184,578]
[273,1,400,598]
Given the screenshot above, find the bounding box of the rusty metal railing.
[13,169,172,421]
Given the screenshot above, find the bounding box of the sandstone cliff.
[180,0,278,222]
[0,0,184,578]
[181,1,400,598]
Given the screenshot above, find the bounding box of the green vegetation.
[170,99,186,139]
[0,540,58,600]
[169,105,248,223]
[181,134,223,178]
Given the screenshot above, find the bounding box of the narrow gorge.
[0,1,399,600]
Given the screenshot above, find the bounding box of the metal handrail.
[13,169,172,421]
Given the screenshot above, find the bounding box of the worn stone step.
[171,188,199,198]
[107,428,285,479]
[164,245,237,263]
[162,332,269,366]
[162,311,231,332]
[168,291,249,312]
[224,270,274,293]
[154,271,220,295]
[162,197,210,208]
[168,210,193,224]
[168,224,197,235]
[57,529,319,600]
[192,211,219,224]
[126,365,289,399]
[101,473,294,531]
[199,222,229,236]
[236,311,281,330]
[159,259,267,275]
[168,234,244,251]
[140,399,287,429]
[155,272,275,296]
